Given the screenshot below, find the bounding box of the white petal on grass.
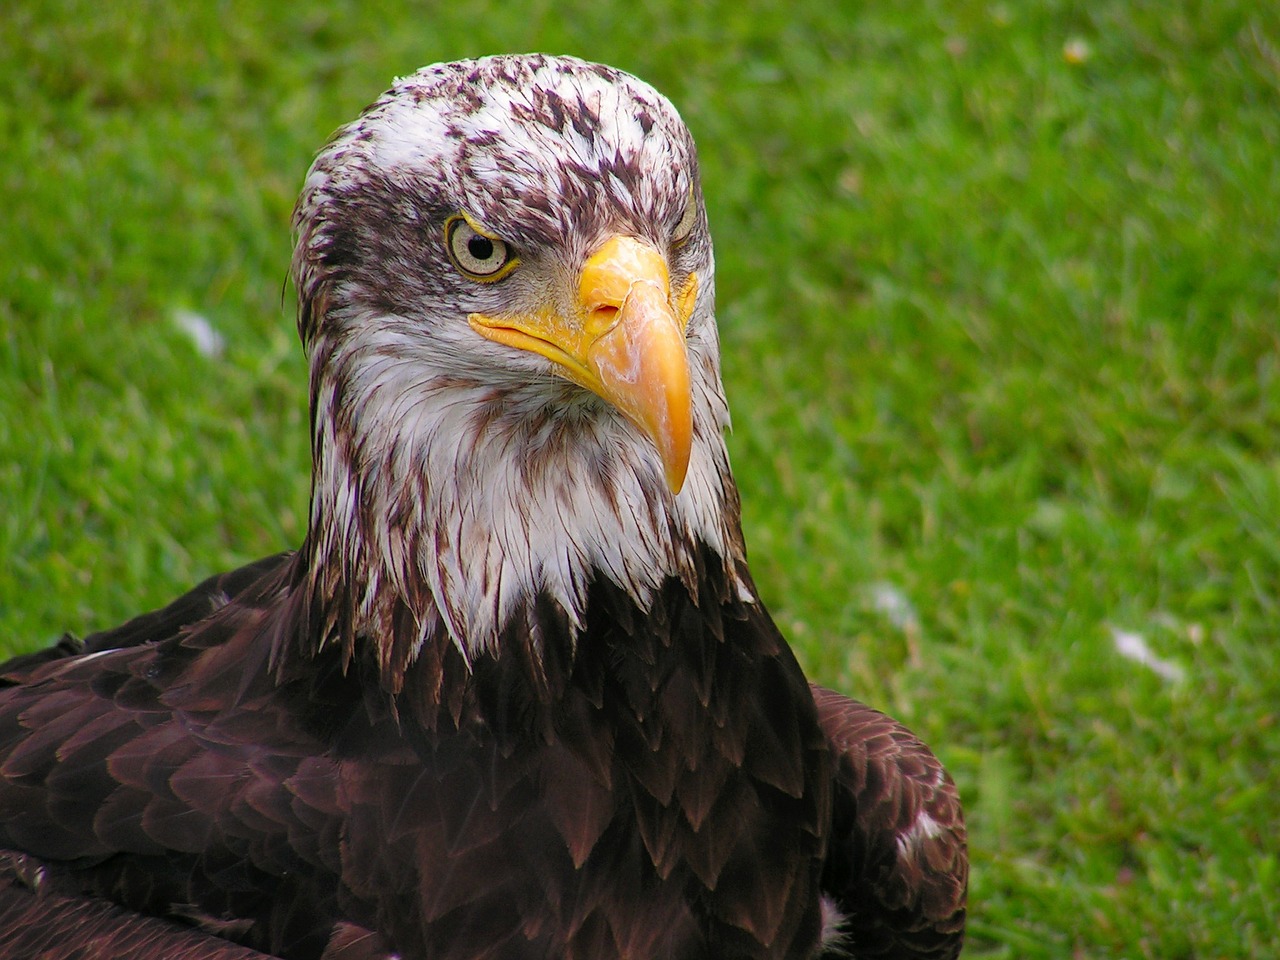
[1063,37,1091,64]
[869,581,919,631]
[173,308,226,358]
[1111,627,1185,683]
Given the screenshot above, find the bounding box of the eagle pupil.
[468,235,495,261]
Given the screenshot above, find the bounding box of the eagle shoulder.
[811,685,967,960]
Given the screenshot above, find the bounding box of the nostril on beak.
[586,303,621,334]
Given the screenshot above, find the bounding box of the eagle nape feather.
[1,54,966,960]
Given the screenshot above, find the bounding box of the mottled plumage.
[0,55,965,959]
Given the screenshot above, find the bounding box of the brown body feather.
[0,557,964,959]
[0,550,851,959]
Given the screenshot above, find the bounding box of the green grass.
[3,1,1278,956]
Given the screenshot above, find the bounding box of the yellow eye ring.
[445,214,519,282]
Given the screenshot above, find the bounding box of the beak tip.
[658,405,693,495]
[664,458,690,495]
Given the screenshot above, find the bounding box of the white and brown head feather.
[288,55,747,684]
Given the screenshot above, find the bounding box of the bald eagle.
[0,55,966,960]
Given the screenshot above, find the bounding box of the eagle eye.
[446,216,517,281]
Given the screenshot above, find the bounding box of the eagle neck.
[290,339,750,696]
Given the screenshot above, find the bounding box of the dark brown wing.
[0,849,271,960]
[0,849,391,960]
[0,555,382,958]
[812,685,967,960]
[78,553,296,654]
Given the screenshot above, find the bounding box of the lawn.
[2,1,1278,956]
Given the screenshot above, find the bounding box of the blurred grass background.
[2,1,1278,956]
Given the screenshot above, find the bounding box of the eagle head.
[289,55,749,675]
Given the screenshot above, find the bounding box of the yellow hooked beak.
[469,236,699,493]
